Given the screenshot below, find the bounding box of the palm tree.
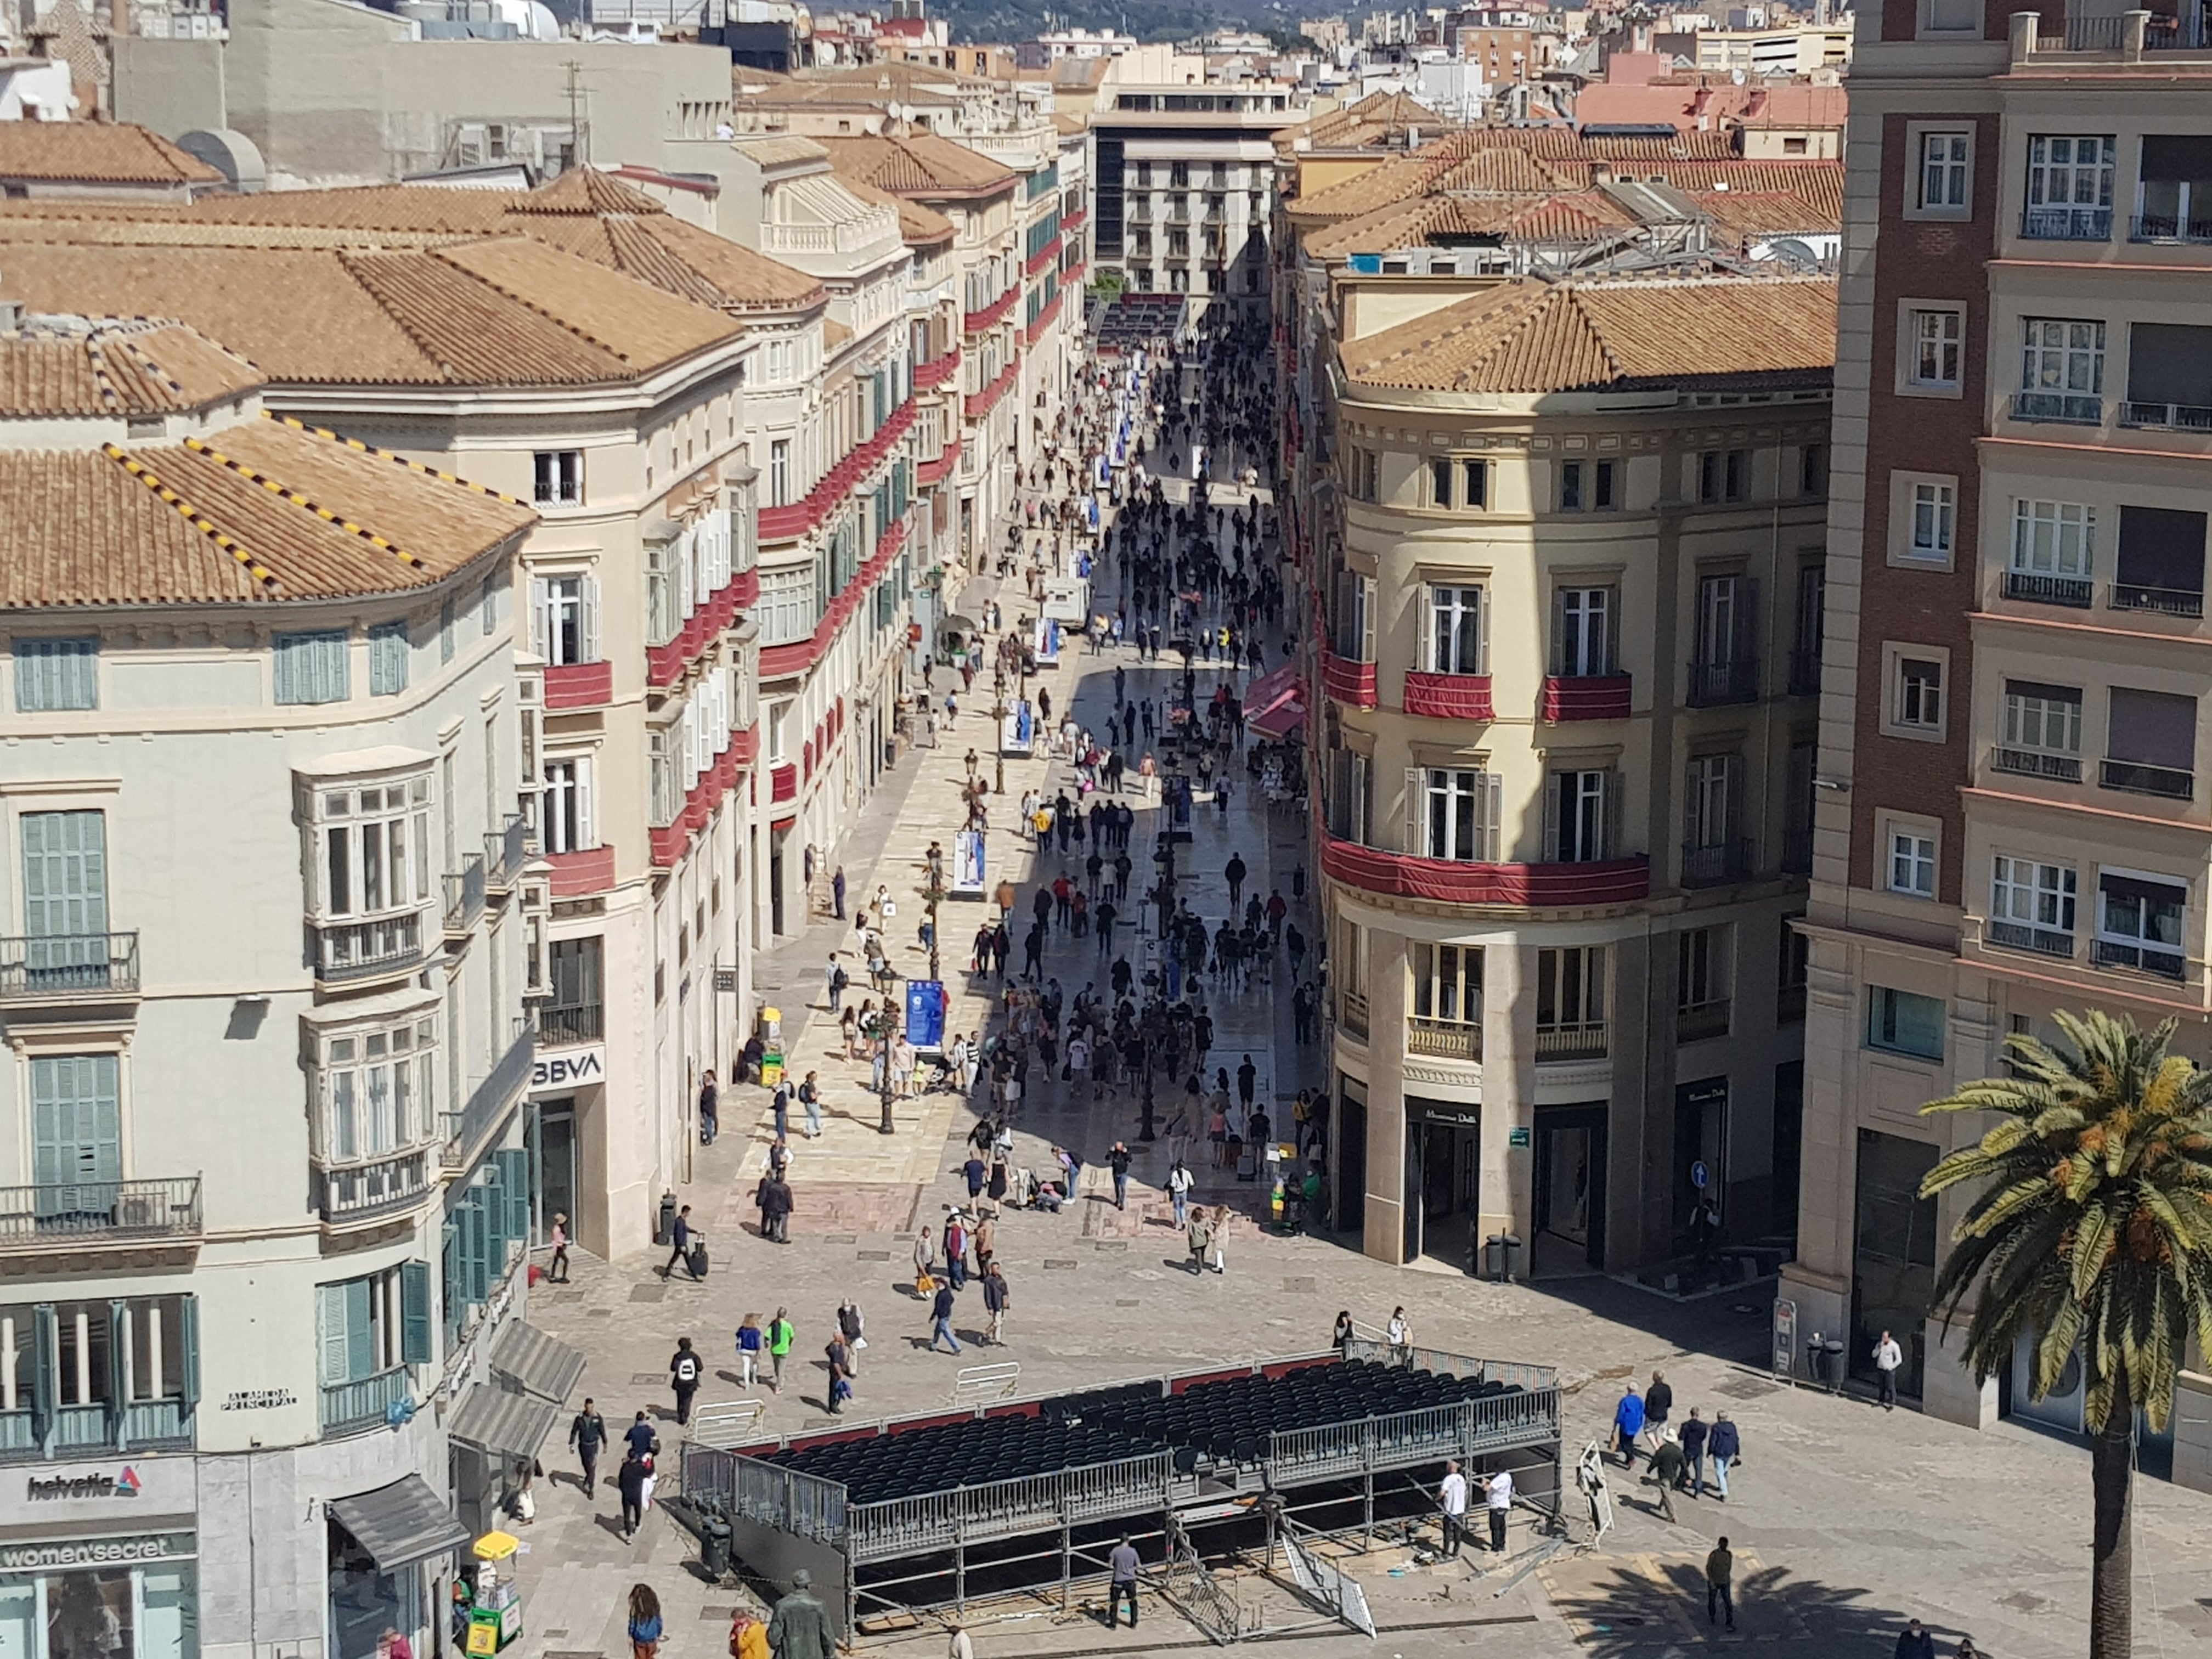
[1918,1010,2212,1659]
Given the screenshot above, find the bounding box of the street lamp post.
[991,662,1008,795]
[921,855,947,985]
[877,1009,898,1136]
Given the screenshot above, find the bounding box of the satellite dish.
[1765,238,1820,272]
[1731,67,1746,84]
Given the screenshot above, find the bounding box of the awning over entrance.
[489,1318,586,1404]
[448,1384,559,1466]
[327,1475,469,1573]
[1244,661,1307,739]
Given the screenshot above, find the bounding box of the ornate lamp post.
[921,851,947,984]
[991,661,1009,795]
[877,1009,898,1136]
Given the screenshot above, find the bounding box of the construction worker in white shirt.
[1486,1466,1515,1553]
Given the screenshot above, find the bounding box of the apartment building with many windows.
[0,188,782,1266]
[0,315,542,1659]
[1302,271,1836,1276]
[1786,0,2212,1489]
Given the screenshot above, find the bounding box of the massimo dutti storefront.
[1,1459,199,1657]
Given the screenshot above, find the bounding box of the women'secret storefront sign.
[0,1533,196,1571]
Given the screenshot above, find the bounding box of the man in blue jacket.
[1706,1412,1741,1500]
[1613,1381,1646,1469]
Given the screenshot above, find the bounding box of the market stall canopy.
[448,1384,560,1465]
[489,1319,586,1404]
[327,1475,470,1572]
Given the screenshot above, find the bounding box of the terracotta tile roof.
[0,120,223,187]
[1696,187,1844,239]
[1304,189,1642,258]
[506,167,668,216]
[0,316,262,416]
[0,177,830,313]
[1292,91,1451,155]
[0,236,741,387]
[1,411,534,608]
[1341,274,1837,394]
[816,133,1017,199]
[731,135,836,167]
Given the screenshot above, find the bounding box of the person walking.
[1108,1141,1133,1210]
[668,1337,702,1427]
[1679,1408,1709,1497]
[1705,1537,1736,1632]
[627,1584,664,1657]
[760,1172,794,1244]
[736,1315,764,1389]
[1613,1381,1645,1468]
[568,1397,607,1497]
[832,866,848,921]
[1167,1159,1194,1228]
[1186,1207,1214,1275]
[1643,1370,1673,1458]
[548,1211,571,1283]
[972,1212,997,1274]
[1485,1465,1514,1553]
[662,1205,697,1280]
[1646,1428,1685,1522]
[1707,1412,1739,1500]
[622,1409,657,1463]
[771,1074,793,1142]
[982,1261,1009,1345]
[1107,1535,1141,1629]
[929,1280,961,1353]
[1224,853,1246,909]
[838,1300,866,1375]
[767,1307,794,1395]
[799,1070,824,1139]
[1386,1307,1410,1349]
[1895,1619,1938,1659]
[697,1069,719,1146]
[617,1451,650,1543]
[1437,1459,1468,1559]
[1207,1205,1227,1274]
[766,1569,836,1659]
[944,1211,969,1291]
[1874,1329,1904,1409]
[1236,1054,1256,1108]
[825,1330,854,1416]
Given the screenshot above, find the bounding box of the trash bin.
[1483,1234,1509,1280]
[657,1191,678,1248]
[1821,1338,1847,1393]
[699,1513,732,1580]
[1497,1233,1523,1283]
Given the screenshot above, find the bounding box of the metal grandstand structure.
[680,1341,1562,1643]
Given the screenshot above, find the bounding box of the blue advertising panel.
[906,980,946,1050]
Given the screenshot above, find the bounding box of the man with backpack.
[668,1337,703,1427]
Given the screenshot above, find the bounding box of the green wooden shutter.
[15,637,98,712]
[108,1301,129,1435]
[460,1191,489,1306]
[399,1262,432,1365]
[22,810,108,940]
[479,1161,507,1274]
[32,1054,120,1215]
[344,1277,374,1382]
[369,622,409,697]
[317,1284,350,1387]
[32,1305,57,1449]
[441,1220,461,1335]
[178,1296,200,1407]
[494,1147,531,1251]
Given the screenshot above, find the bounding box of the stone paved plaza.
[491,481,2212,1659]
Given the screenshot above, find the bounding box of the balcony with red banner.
[757,395,917,544]
[963,285,1019,334]
[965,361,1018,421]
[543,661,614,710]
[1403,672,1495,722]
[546,845,616,899]
[1539,674,1633,721]
[1319,833,1650,907]
[1321,649,1377,709]
[758,518,910,681]
[913,346,962,391]
[1023,291,1064,346]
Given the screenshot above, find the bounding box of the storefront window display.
[0,1537,197,1659]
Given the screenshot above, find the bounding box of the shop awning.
[448,1384,559,1466]
[1244,662,1307,737]
[489,1319,586,1404]
[327,1475,469,1573]
[1250,685,1308,740]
